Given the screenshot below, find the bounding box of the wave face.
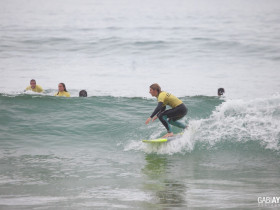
[1,93,279,154]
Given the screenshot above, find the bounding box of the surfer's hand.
[152,116,158,122]
[145,117,151,125]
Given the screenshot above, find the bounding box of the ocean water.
[0,0,280,209]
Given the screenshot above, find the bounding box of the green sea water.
[0,94,279,209]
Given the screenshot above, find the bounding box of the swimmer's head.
[30,79,36,89]
[79,90,87,97]
[58,83,67,92]
[218,88,225,96]
[149,83,161,97]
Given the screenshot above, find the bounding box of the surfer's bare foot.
[162,132,173,138]
[185,125,188,129]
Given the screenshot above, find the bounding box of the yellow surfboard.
[142,138,168,143]
[142,133,183,143]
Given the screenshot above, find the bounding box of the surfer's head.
[79,90,87,97]
[149,83,161,97]
[58,83,67,92]
[218,88,225,96]
[30,79,36,89]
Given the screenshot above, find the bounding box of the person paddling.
[54,83,70,97]
[25,79,43,93]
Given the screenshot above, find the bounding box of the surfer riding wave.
[145,83,188,138]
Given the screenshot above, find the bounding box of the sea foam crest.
[198,94,280,151]
[125,94,280,154]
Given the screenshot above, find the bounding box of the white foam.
[198,94,280,151]
[0,195,66,206]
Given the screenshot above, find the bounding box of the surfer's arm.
[150,102,164,118]
[158,105,166,115]
[151,105,166,121]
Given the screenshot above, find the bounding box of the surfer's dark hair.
[30,79,36,83]
[218,88,225,96]
[79,90,87,97]
[150,83,161,93]
[57,83,67,95]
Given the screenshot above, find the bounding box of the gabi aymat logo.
[258,197,280,207]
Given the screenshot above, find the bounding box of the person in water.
[25,79,43,93]
[79,90,87,97]
[54,83,70,97]
[145,83,188,138]
[218,88,225,96]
